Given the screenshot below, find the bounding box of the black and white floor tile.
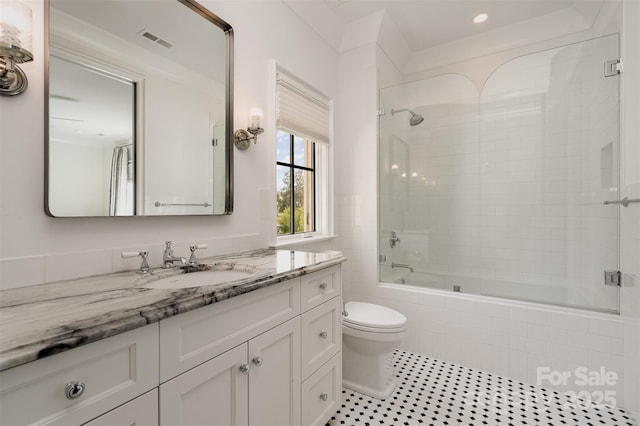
[328,350,637,426]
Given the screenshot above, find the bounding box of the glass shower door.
[379,34,621,313]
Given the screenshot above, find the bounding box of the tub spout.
[391,262,414,272]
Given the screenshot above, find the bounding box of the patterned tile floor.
[328,350,637,426]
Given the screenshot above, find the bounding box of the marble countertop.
[0,249,346,372]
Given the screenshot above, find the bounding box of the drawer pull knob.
[319,331,328,339]
[239,363,251,375]
[252,356,263,367]
[320,393,328,401]
[65,382,86,400]
[319,282,328,290]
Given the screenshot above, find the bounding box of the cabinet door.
[83,390,158,426]
[248,318,301,426]
[159,344,248,426]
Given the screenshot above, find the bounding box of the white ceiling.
[326,0,578,52]
[285,0,605,58]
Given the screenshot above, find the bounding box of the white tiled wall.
[0,234,261,290]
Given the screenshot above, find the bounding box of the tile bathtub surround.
[0,233,262,291]
[0,248,346,371]
[329,350,637,426]
[351,287,626,400]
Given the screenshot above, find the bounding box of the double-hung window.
[275,70,330,240]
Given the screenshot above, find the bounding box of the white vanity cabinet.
[157,266,342,426]
[0,324,159,426]
[0,263,342,426]
[159,318,301,425]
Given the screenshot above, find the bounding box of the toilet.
[342,302,408,400]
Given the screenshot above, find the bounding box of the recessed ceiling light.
[473,13,488,24]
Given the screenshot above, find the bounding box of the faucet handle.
[121,250,150,274]
[188,244,209,265]
[164,241,174,256]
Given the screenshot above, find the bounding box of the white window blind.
[276,73,330,144]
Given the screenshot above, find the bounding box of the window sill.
[270,234,337,249]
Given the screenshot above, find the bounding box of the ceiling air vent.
[138,29,173,49]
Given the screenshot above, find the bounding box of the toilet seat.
[343,302,407,333]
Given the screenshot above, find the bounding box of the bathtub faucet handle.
[389,231,401,248]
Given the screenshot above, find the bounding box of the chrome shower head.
[391,108,424,126]
[409,112,424,126]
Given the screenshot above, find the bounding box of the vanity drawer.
[301,352,342,426]
[83,389,158,426]
[0,324,159,426]
[300,266,341,312]
[301,296,341,380]
[160,279,300,381]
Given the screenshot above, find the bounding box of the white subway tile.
[528,324,568,344]
[527,353,549,385]
[231,234,261,252]
[45,249,112,283]
[508,349,528,382]
[587,351,624,376]
[509,306,547,325]
[0,256,46,290]
[589,317,624,338]
[546,342,588,365]
[611,338,624,356]
[567,331,612,353]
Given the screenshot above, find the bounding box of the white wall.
[620,0,640,414]
[48,141,111,216]
[0,0,339,290]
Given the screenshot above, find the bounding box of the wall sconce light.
[0,1,33,96]
[234,107,264,150]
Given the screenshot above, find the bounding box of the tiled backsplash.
[0,234,261,291]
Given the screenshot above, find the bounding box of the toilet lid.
[343,302,407,330]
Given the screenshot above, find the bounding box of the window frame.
[272,64,333,247]
[276,131,317,236]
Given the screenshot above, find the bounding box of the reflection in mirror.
[49,56,135,216]
[46,0,233,217]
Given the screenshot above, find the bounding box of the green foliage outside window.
[276,169,305,235]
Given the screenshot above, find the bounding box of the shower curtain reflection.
[109,144,134,216]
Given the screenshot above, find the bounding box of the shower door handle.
[603,197,640,207]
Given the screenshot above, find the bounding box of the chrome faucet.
[391,262,414,272]
[163,241,187,268]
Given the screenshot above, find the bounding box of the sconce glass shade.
[0,1,33,63]
[249,107,263,130]
[0,1,32,96]
[234,106,264,150]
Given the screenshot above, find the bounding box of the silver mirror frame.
[44,0,234,217]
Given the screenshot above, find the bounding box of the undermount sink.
[138,264,258,289]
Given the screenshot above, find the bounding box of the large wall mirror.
[45,0,233,217]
